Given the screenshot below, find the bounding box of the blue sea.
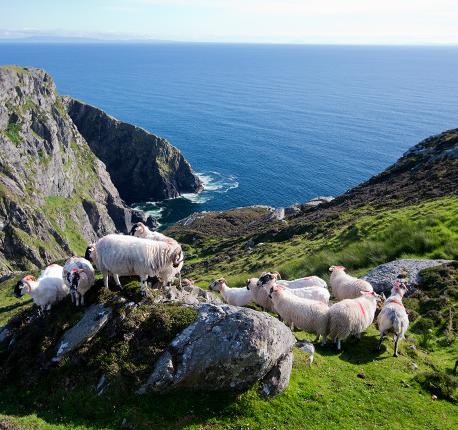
[1,43,458,225]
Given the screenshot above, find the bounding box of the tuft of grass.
[4,122,22,146]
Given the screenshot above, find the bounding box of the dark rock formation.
[138,303,295,396]
[0,65,132,270]
[363,259,453,295]
[64,97,202,204]
[0,65,200,270]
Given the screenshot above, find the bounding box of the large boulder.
[138,303,295,397]
[363,259,453,295]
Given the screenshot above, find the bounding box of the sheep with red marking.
[377,281,409,356]
[265,277,329,345]
[327,290,382,350]
[13,264,69,312]
[329,265,373,300]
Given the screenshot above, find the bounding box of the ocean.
[1,43,458,225]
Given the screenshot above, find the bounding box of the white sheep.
[13,264,69,312]
[247,275,277,313]
[277,274,327,289]
[85,234,184,293]
[267,281,329,345]
[327,290,381,350]
[129,222,178,245]
[377,281,409,357]
[261,273,329,304]
[209,278,254,307]
[329,265,373,300]
[63,256,96,306]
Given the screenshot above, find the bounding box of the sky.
[1,0,458,44]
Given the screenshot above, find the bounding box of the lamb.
[63,256,96,306]
[277,274,327,289]
[85,234,184,293]
[209,278,254,307]
[329,265,373,300]
[377,281,409,357]
[259,272,330,304]
[129,222,178,245]
[327,290,381,350]
[266,278,329,345]
[13,264,69,312]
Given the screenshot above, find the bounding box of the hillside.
[0,105,457,428]
[0,65,201,271]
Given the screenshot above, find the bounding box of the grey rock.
[138,304,295,396]
[284,204,301,217]
[304,196,335,207]
[244,238,255,250]
[259,352,293,398]
[64,97,203,204]
[52,304,112,362]
[363,259,453,295]
[267,207,285,221]
[153,283,222,305]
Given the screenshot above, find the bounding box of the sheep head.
[329,265,346,272]
[209,278,226,292]
[13,275,35,297]
[257,272,279,289]
[85,244,96,262]
[129,222,146,237]
[392,280,408,297]
[170,246,184,268]
[268,284,285,299]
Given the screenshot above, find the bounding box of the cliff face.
[64,97,203,204]
[0,66,201,271]
[0,66,136,270]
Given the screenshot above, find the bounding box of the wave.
[181,171,239,203]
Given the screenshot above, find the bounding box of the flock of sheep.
[209,267,409,357]
[13,221,409,360]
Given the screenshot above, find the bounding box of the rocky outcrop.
[64,97,202,204]
[0,65,200,271]
[0,65,134,270]
[363,259,453,295]
[139,303,295,396]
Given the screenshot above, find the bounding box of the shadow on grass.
[0,299,33,315]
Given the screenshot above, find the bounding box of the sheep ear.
[171,247,184,266]
[273,271,281,279]
[329,266,334,272]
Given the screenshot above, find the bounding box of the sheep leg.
[378,331,385,351]
[336,339,341,351]
[103,273,109,289]
[314,334,320,343]
[46,304,52,311]
[81,294,85,306]
[140,275,149,296]
[113,274,122,289]
[393,334,399,357]
[321,336,327,347]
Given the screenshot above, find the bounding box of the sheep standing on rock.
[262,273,329,344]
[377,281,409,357]
[329,265,373,300]
[13,264,69,312]
[327,290,381,351]
[63,256,95,306]
[209,278,254,307]
[129,222,177,245]
[85,234,184,294]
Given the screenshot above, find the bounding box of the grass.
[4,122,22,146]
